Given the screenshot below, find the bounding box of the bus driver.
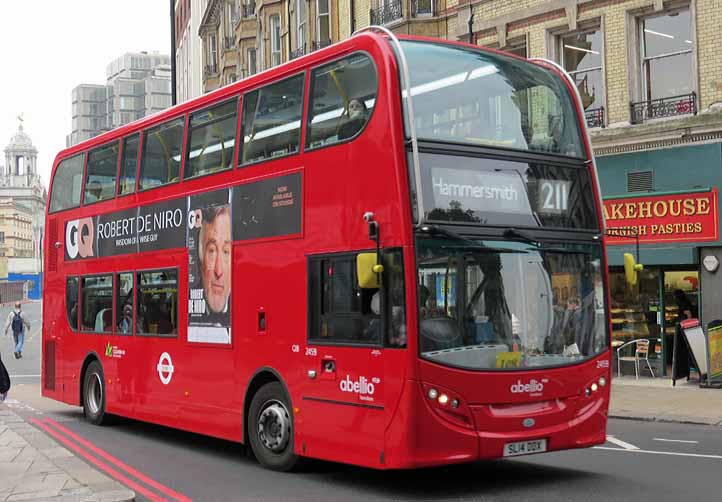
[199,205,232,314]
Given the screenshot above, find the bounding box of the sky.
[0,1,171,189]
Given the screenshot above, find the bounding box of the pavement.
[0,408,134,501]
[0,373,720,502]
[610,374,722,425]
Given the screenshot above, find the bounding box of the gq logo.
[66,218,95,259]
[187,208,203,229]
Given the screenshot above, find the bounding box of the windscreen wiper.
[415,224,477,244]
[503,227,539,245]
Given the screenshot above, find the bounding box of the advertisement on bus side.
[187,188,232,344]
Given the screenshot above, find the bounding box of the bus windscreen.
[400,41,585,159]
[416,238,608,371]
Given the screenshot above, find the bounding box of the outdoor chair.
[616,338,655,379]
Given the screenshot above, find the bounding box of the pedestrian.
[5,302,30,359]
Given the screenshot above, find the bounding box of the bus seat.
[102,309,113,332]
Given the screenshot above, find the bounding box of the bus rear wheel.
[248,382,299,471]
[83,361,108,425]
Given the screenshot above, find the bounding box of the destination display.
[418,152,598,229]
[64,172,303,261]
[604,189,718,245]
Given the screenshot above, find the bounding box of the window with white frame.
[316,0,330,46]
[297,0,307,52]
[270,15,281,67]
[247,48,257,75]
[413,0,435,16]
[208,34,218,71]
[559,26,604,122]
[502,38,527,58]
[639,7,694,102]
[225,1,237,34]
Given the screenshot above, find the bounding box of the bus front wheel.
[83,361,108,425]
[248,382,299,471]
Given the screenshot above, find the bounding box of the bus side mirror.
[624,253,643,287]
[357,252,383,289]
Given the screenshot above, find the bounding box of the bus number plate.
[503,439,547,457]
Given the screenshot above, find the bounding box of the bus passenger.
[199,206,232,314]
[86,180,103,202]
[338,99,368,140]
[417,284,431,318]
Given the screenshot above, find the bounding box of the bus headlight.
[598,377,607,387]
[438,394,449,405]
[428,388,438,400]
[591,383,598,392]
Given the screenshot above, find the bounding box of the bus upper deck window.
[139,117,185,190]
[306,53,378,149]
[84,141,119,204]
[49,154,84,213]
[185,98,237,179]
[118,134,140,195]
[240,74,304,165]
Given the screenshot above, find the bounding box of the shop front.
[596,143,722,376]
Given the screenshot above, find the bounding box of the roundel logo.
[66,218,95,259]
[157,352,175,385]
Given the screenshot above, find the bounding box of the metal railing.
[204,64,218,78]
[585,106,605,129]
[224,36,235,50]
[313,39,332,50]
[411,0,438,17]
[242,2,256,17]
[370,0,403,25]
[630,92,697,124]
[290,44,306,60]
[231,12,240,25]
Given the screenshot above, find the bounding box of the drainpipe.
[467,3,474,45]
[287,0,292,59]
[351,0,355,33]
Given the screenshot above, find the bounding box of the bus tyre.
[248,382,299,471]
[83,361,108,425]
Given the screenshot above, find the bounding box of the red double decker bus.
[43,28,611,471]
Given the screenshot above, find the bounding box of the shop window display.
[609,269,662,374]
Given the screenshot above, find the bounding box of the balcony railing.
[204,64,218,78]
[370,0,403,25]
[411,0,439,17]
[630,92,697,124]
[290,44,306,60]
[224,36,235,50]
[585,106,605,129]
[313,39,332,50]
[242,2,256,17]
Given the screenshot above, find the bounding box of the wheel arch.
[79,352,103,405]
[243,367,291,445]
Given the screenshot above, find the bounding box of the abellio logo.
[510,379,544,394]
[339,375,376,395]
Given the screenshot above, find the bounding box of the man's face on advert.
[200,208,231,313]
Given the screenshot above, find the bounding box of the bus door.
[44,275,73,402]
[299,252,389,466]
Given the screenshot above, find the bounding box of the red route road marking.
[30,418,169,502]
[42,418,193,502]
